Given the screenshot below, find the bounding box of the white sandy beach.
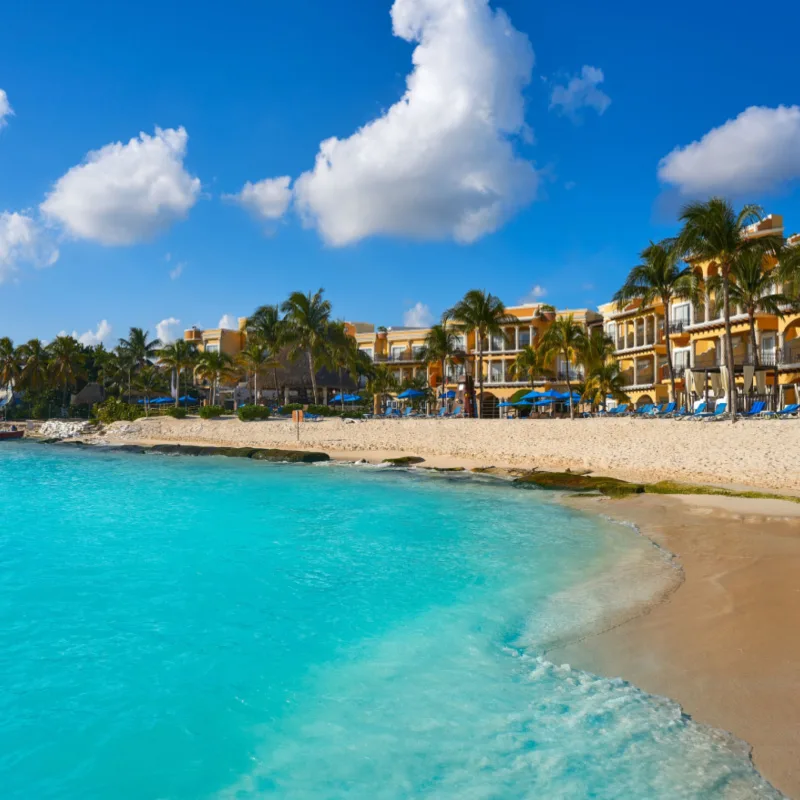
[98,415,800,493]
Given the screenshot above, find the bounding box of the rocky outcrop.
[38,420,93,439]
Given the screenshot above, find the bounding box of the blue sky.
[2,0,800,345]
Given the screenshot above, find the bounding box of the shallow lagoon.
[0,443,780,798]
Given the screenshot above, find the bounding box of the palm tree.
[157,340,198,407]
[613,240,695,402]
[420,321,461,408]
[508,345,551,388]
[577,329,616,376]
[118,327,161,401]
[0,337,21,390]
[446,290,515,418]
[236,342,278,406]
[134,364,167,415]
[539,316,587,419]
[281,289,332,404]
[677,199,782,421]
[17,339,50,393]
[366,363,398,416]
[48,335,87,409]
[247,304,285,396]
[584,362,629,412]
[196,350,234,406]
[706,249,796,370]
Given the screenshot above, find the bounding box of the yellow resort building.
[184,318,248,356]
[602,215,800,411]
[352,304,602,416]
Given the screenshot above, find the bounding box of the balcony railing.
[781,340,800,365]
[668,321,688,334]
[375,351,425,363]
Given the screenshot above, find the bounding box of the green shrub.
[164,407,187,419]
[306,404,337,417]
[94,398,146,424]
[237,404,271,421]
[199,405,226,420]
[279,403,303,414]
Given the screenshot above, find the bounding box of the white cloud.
[0,89,13,128]
[40,127,200,245]
[564,181,576,190]
[169,261,185,280]
[0,211,59,283]
[156,317,181,344]
[549,66,610,121]
[289,0,538,246]
[218,314,237,330]
[521,284,547,302]
[227,176,292,221]
[403,302,433,328]
[73,320,113,347]
[658,105,800,196]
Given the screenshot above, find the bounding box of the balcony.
[780,339,800,365]
[376,350,425,363]
[668,321,688,335]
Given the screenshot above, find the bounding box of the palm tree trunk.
[476,343,484,419]
[254,371,258,406]
[748,313,760,369]
[308,349,318,404]
[565,348,575,420]
[441,358,446,409]
[722,271,737,421]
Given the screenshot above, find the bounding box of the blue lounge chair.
[435,406,449,418]
[383,407,400,419]
[680,402,708,420]
[633,403,654,416]
[699,401,727,419]
[655,402,676,416]
[741,401,766,418]
[450,405,464,418]
[401,407,418,419]
[762,403,799,418]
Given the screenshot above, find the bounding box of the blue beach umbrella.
[397,389,425,399]
[179,395,198,403]
[330,393,362,404]
[438,390,456,399]
[521,390,544,401]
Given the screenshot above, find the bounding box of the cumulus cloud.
[549,66,610,121]
[658,105,800,196]
[403,302,434,328]
[521,284,547,302]
[0,211,60,283]
[227,176,292,221]
[40,127,201,245]
[155,317,181,344]
[219,314,237,329]
[169,261,185,280]
[0,89,13,128]
[287,0,538,246]
[67,320,113,347]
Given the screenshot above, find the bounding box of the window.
[391,346,406,360]
[490,363,504,382]
[412,345,425,359]
[672,303,691,324]
[205,343,220,353]
[360,347,374,360]
[453,335,466,351]
[518,330,531,348]
[490,334,505,351]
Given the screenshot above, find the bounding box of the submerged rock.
[382,456,426,466]
[514,471,644,497]
[250,449,330,463]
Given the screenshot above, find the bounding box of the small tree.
[539,316,587,419]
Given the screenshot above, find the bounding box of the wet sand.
[554,493,800,798]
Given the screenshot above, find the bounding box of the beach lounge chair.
[401,407,418,419]
[741,401,766,418]
[655,402,676,416]
[435,406,449,418]
[450,405,464,418]
[679,402,707,420]
[383,407,400,419]
[762,403,799,418]
[613,404,629,416]
[633,403,654,416]
[699,401,727,419]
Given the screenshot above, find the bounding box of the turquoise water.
[0,443,780,799]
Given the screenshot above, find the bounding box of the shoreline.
[32,424,800,795]
[554,493,800,798]
[89,416,800,495]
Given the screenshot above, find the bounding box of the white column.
[634,322,639,348]
[515,327,520,350]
